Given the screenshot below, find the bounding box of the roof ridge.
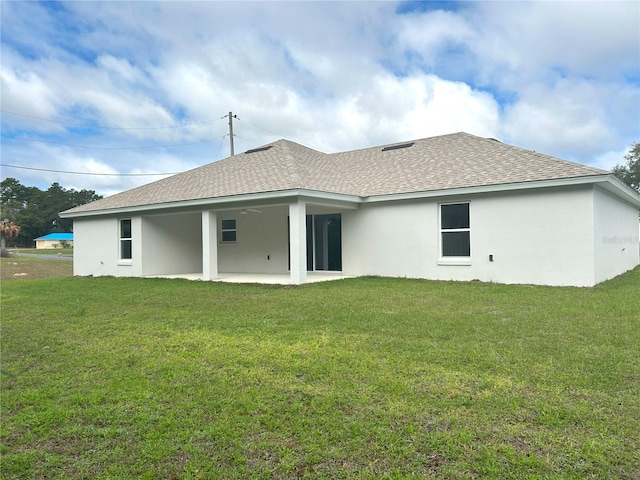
[471,135,609,174]
[324,152,361,194]
[277,140,303,187]
[331,131,469,157]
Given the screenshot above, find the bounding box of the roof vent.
[245,146,273,154]
[382,142,414,152]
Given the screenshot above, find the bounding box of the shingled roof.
[63,132,608,215]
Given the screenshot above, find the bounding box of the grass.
[0,256,73,282]
[1,268,639,479]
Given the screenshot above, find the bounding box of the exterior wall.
[71,185,638,286]
[470,187,595,286]
[141,213,202,276]
[218,206,290,274]
[593,186,640,283]
[73,216,142,277]
[343,202,434,279]
[343,186,598,286]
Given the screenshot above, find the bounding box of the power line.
[1,109,224,130]
[0,163,179,176]
[1,134,223,150]
[233,134,262,148]
[238,118,283,138]
[2,109,331,154]
[214,134,227,159]
[2,108,329,150]
[238,117,328,152]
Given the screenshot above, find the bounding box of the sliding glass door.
[313,214,342,271]
[288,213,342,272]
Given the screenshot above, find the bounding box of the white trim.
[61,174,640,220]
[437,259,472,266]
[60,189,361,218]
[364,175,614,203]
[597,175,640,207]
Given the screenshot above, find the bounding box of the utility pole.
[226,111,238,156]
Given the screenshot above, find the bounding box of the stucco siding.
[343,186,596,286]
[218,206,290,274]
[470,187,594,286]
[141,213,202,276]
[342,202,434,279]
[593,186,640,283]
[73,216,142,277]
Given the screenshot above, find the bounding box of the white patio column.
[289,200,307,285]
[202,210,218,281]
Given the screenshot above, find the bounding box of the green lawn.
[13,248,74,256]
[1,256,73,282]
[1,270,639,479]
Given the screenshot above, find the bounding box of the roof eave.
[61,174,639,219]
[362,174,631,203]
[597,174,640,208]
[59,189,362,218]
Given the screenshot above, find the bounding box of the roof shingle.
[63,132,607,215]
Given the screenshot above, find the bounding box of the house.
[34,232,74,249]
[60,132,640,287]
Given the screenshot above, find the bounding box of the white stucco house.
[60,132,640,287]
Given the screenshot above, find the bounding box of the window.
[221,219,236,243]
[440,203,470,257]
[120,219,132,260]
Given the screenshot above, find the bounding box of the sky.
[1,1,639,197]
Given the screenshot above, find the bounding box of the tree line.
[0,178,103,248]
[612,142,639,193]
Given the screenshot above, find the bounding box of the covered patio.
[137,195,358,285]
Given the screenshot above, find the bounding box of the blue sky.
[1,1,639,196]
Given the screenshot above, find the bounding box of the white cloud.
[96,55,146,84]
[0,51,64,131]
[326,72,501,151]
[470,1,640,82]
[1,0,638,196]
[502,78,634,160]
[394,9,475,66]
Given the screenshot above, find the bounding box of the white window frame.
[220,218,237,244]
[438,202,471,266]
[119,218,132,262]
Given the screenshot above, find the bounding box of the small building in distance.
[34,233,74,249]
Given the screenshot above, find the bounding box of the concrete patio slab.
[147,272,350,285]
